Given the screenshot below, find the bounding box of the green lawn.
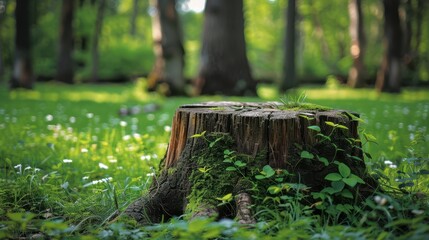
[0,82,428,239]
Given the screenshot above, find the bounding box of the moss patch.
[185,133,266,219]
[279,102,332,111]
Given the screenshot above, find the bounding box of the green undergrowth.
[0,83,428,239]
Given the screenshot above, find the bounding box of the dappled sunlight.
[258,84,429,102]
[6,81,156,104]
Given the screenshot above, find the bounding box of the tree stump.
[125,102,377,224]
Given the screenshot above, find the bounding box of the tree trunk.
[130,0,139,36]
[57,0,75,84]
[125,102,377,224]
[347,0,366,88]
[10,0,33,89]
[195,0,256,96]
[91,0,106,83]
[376,0,402,93]
[0,1,5,80]
[147,0,185,96]
[281,0,297,91]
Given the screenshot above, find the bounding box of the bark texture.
[195,0,256,96]
[57,0,75,84]
[10,0,33,89]
[125,102,376,224]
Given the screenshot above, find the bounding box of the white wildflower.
[99,163,109,169]
[164,126,172,132]
[45,114,53,122]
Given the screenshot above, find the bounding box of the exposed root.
[235,192,256,224]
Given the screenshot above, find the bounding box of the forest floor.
[0,81,428,239]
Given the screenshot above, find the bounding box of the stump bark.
[125,102,377,224]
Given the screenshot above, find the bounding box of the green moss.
[208,107,226,111]
[167,167,177,176]
[185,133,267,218]
[185,133,238,216]
[279,102,332,111]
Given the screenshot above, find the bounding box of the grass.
[0,81,428,239]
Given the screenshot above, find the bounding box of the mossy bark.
[125,102,377,224]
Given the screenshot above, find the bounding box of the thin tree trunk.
[57,0,75,84]
[130,0,139,36]
[281,0,297,91]
[376,0,402,93]
[147,0,185,96]
[196,0,256,96]
[347,0,366,88]
[0,1,5,80]
[91,0,106,83]
[414,0,424,53]
[10,0,33,89]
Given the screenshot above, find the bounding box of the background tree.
[147,0,185,95]
[130,0,139,36]
[347,0,366,88]
[376,0,403,93]
[195,0,256,96]
[0,0,6,79]
[281,0,297,91]
[91,0,106,82]
[57,0,75,84]
[10,0,33,89]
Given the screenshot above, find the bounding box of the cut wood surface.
[125,101,376,224]
[164,101,360,170]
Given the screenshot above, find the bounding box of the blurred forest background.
[0,0,428,95]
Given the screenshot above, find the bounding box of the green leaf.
[331,181,345,192]
[209,138,220,148]
[325,173,342,181]
[216,193,233,202]
[336,124,349,130]
[226,166,237,171]
[363,133,377,142]
[262,165,275,178]
[343,177,358,187]
[340,189,354,199]
[191,131,206,138]
[318,157,329,166]
[321,187,337,195]
[308,125,321,132]
[198,167,211,173]
[364,152,373,160]
[350,174,365,184]
[300,151,314,159]
[338,163,351,178]
[223,149,234,155]
[234,160,246,167]
[268,185,282,195]
[325,121,336,127]
[255,175,266,180]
